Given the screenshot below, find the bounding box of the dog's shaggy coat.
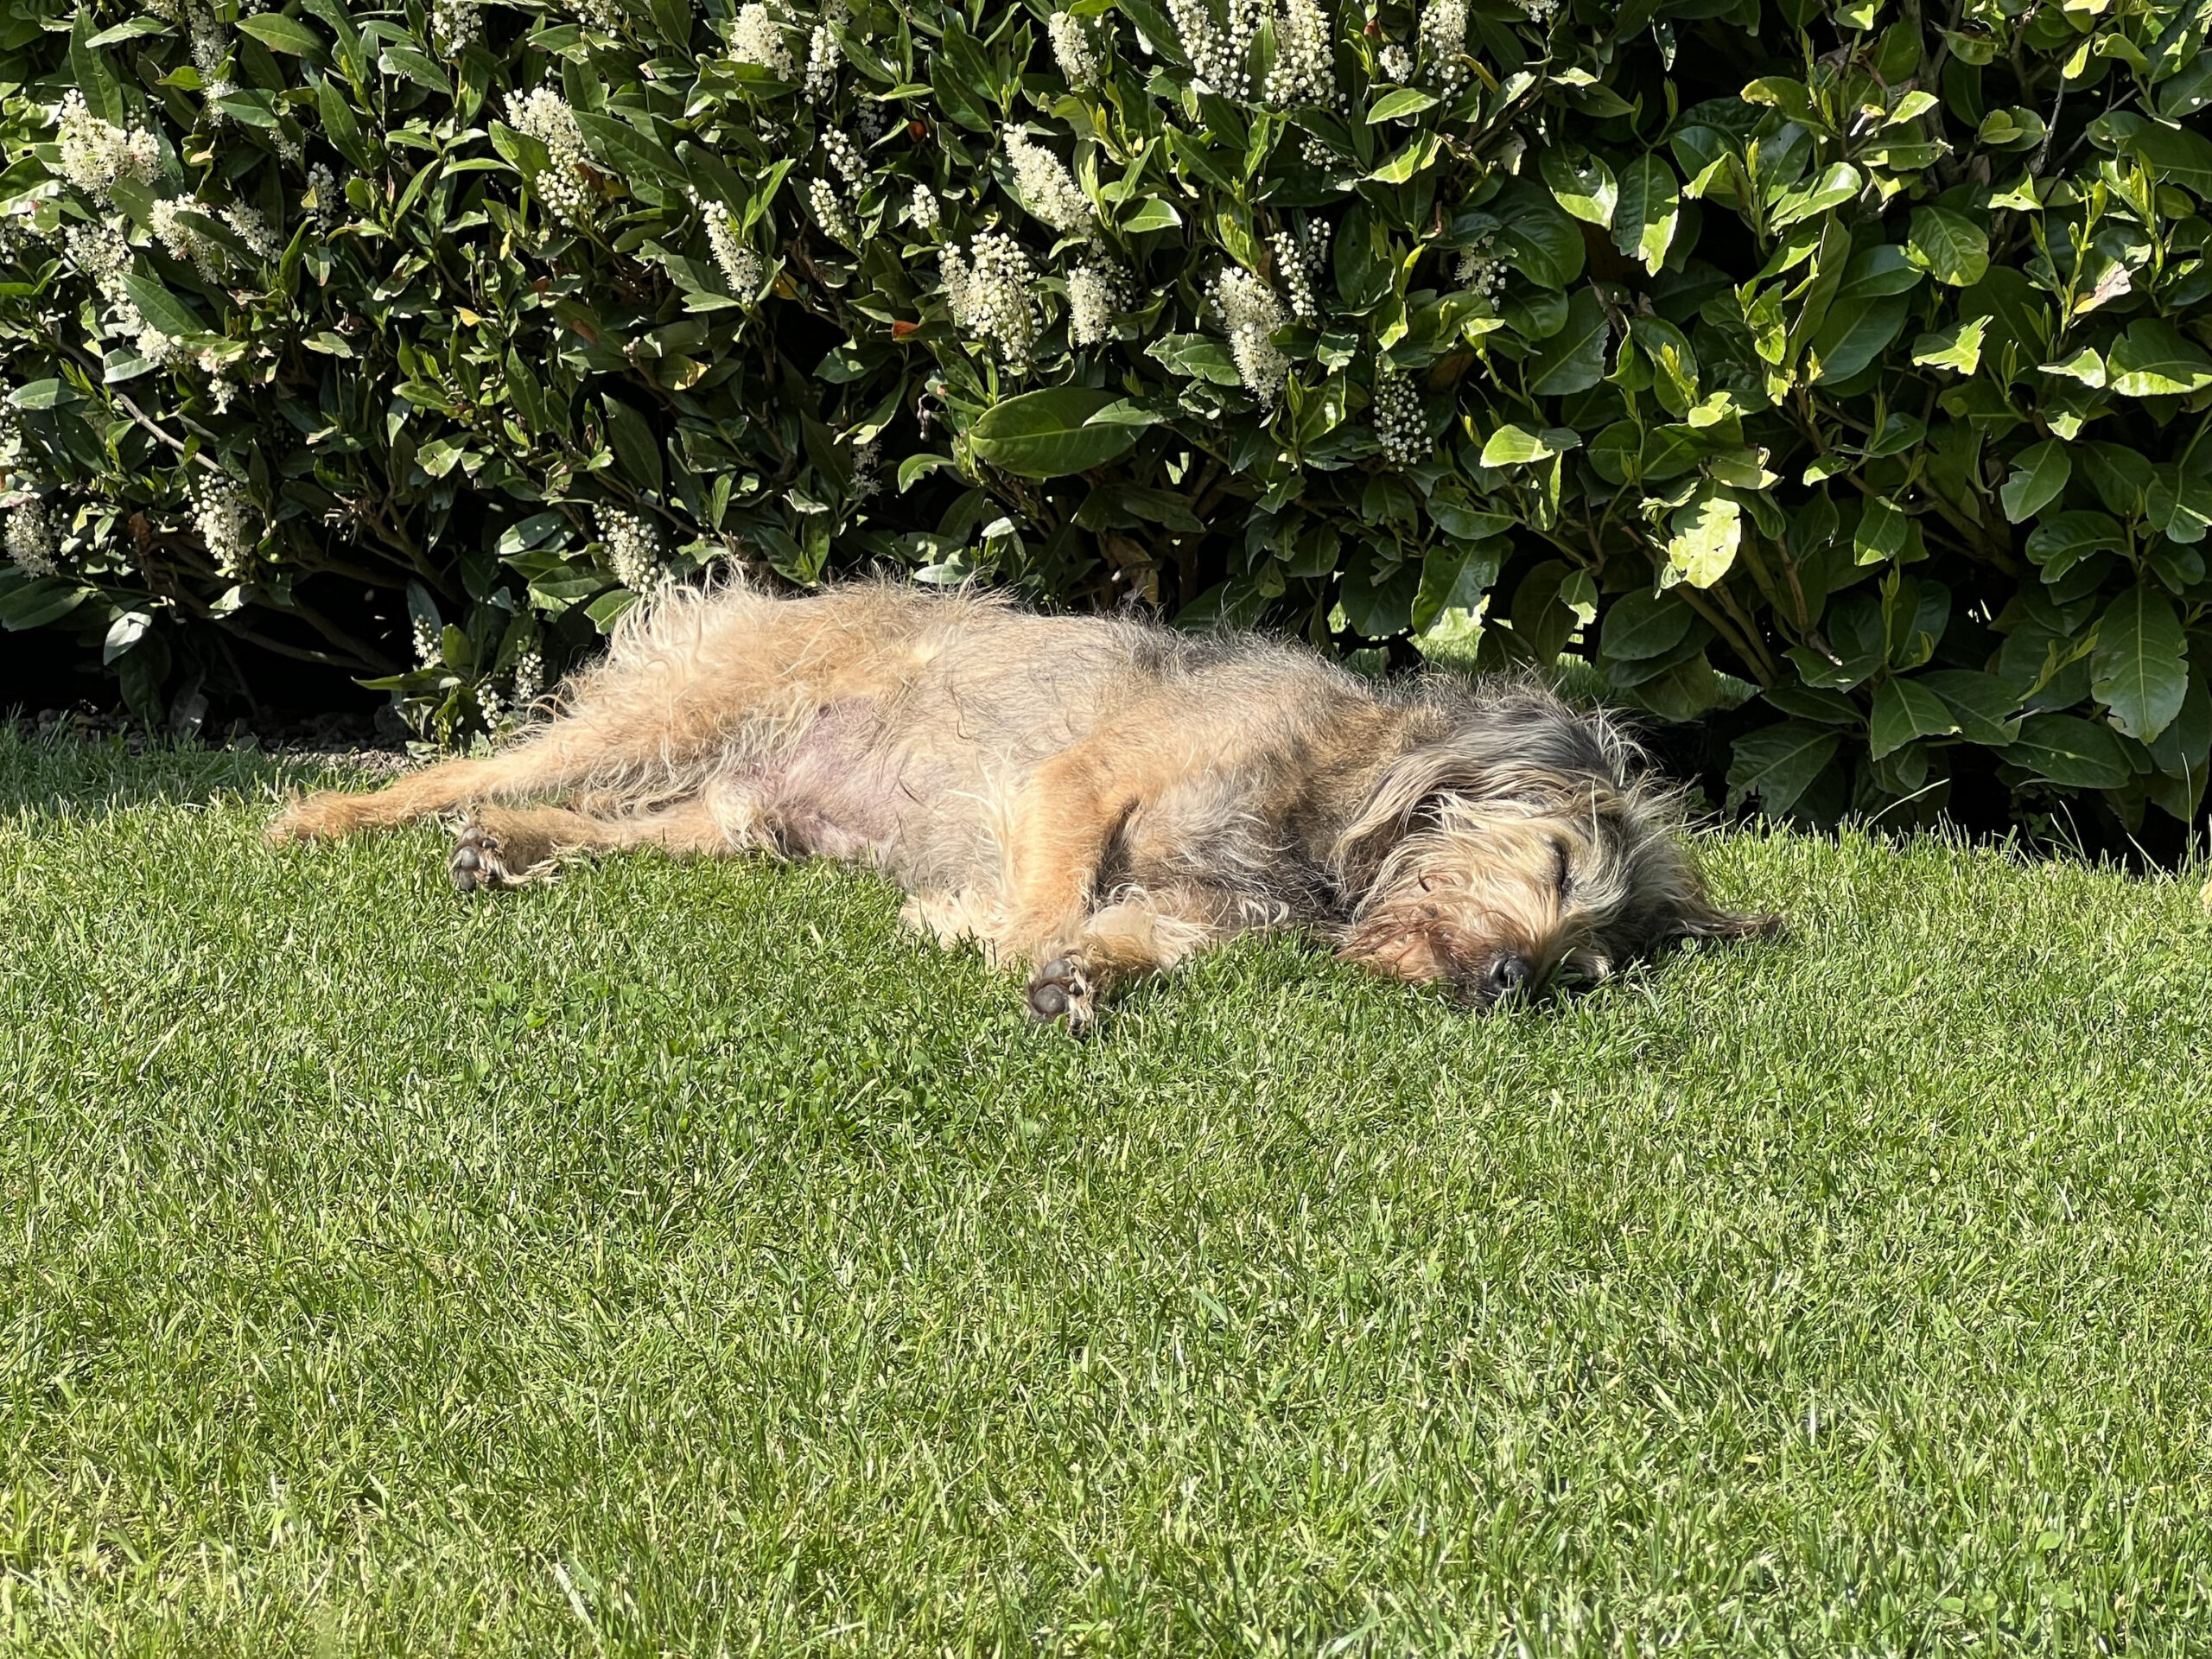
[272,582,1772,1023]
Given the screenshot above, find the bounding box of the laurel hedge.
[3,0,2210,825]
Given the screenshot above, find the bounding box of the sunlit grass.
[3,728,2210,1655]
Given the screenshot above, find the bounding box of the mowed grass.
[3,731,2212,1657]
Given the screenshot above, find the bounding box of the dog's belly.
[742,701,985,882]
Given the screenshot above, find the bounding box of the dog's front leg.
[1023,890,1236,1029]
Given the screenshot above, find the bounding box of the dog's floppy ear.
[1329,745,1481,884]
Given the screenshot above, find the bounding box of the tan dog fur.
[271,581,1773,1025]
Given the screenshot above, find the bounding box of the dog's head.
[1332,683,1777,1007]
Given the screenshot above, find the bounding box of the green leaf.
[238,11,327,57]
[1120,197,1181,232]
[1147,333,1244,385]
[1769,162,1862,228]
[2025,511,2124,577]
[0,577,91,631]
[1905,207,1990,286]
[1917,670,2022,747]
[1854,498,1907,564]
[1412,540,1503,634]
[1668,493,1741,588]
[601,395,665,495]
[86,16,172,46]
[2146,668,2211,794]
[1491,181,1584,289]
[1537,147,1618,227]
[2107,321,2212,397]
[2120,120,2212,197]
[1869,677,1959,758]
[1809,296,1909,384]
[1910,316,1986,374]
[2147,466,2212,544]
[574,110,687,188]
[1478,423,1579,467]
[1524,289,1610,397]
[1612,153,1681,276]
[318,78,375,170]
[2010,714,2133,790]
[1727,722,1841,815]
[2090,587,2189,742]
[380,46,452,96]
[69,10,126,125]
[122,274,207,340]
[1999,441,2072,524]
[1601,587,1696,661]
[1366,87,1440,123]
[1368,131,1441,185]
[969,388,1140,478]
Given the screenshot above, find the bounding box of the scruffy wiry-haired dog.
[272,582,1775,1026]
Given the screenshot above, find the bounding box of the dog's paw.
[1025,955,1096,1029]
[447,821,537,893]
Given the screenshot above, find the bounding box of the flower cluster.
[1268,224,1329,321]
[821,129,867,187]
[807,176,855,245]
[223,201,283,264]
[1048,11,1100,83]
[512,648,544,707]
[731,3,795,77]
[432,0,481,53]
[412,614,441,665]
[150,199,223,281]
[1419,0,1469,91]
[1003,128,1095,240]
[1453,237,1508,302]
[805,21,840,99]
[1209,268,1289,409]
[1168,0,1266,98]
[66,223,188,367]
[941,232,1041,371]
[55,92,162,202]
[599,505,666,591]
[1377,41,1414,83]
[1066,262,1127,347]
[908,182,938,230]
[5,499,57,576]
[505,89,594,226]
[1262,0,1336,106]
[194,474,257,576]
[1371,366,1426,463]
[190,12,235,106]
[572,0,625,33]
[305,164,346,229]
[697,195,766,296]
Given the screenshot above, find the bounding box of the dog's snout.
[1487,953,1530,998]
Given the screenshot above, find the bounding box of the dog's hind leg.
[445,797,737,891]
[268,715,652,843]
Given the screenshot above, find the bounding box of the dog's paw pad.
[1026,956,1096,1027]
[448,824,509,893]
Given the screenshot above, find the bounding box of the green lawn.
[3,730,2211,1656]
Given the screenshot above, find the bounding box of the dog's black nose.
[1487,954,1531,998]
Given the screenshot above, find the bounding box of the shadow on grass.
[0,726,391,817]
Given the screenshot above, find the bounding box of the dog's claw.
[1026,955,1096,1028]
